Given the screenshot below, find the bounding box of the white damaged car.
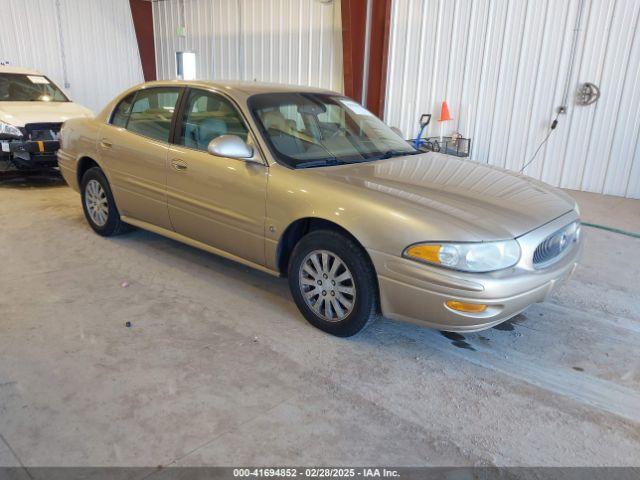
[0,65,93,172]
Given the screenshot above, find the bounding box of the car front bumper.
[1,139,61,169]
[370,211,582,332]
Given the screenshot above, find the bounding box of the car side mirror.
[208,135,254,160]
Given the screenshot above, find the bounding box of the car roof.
[97,79,344,122]
[0,65,44,75]
[138,79,338,97]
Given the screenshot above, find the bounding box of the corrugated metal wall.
[385,0,640,199]
[0,0,143,113]
[152,0,343,92]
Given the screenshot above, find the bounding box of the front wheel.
[80,167,130,236]
[288,230,379,337]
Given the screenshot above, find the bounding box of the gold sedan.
[58,81,582,336]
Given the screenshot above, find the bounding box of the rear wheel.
[288,230,378,337]
[80,167,130,236]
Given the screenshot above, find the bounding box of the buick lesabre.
[58,81,581,336]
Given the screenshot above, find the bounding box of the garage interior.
[1,0,640,475]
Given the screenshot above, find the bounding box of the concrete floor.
[0,173,639,469]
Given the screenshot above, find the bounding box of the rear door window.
[125,87,181,142]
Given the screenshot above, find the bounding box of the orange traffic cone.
[439,101,453,122]
[438,101,452,142]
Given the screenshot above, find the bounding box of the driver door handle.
[171,159,188,171]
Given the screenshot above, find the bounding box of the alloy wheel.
[85,179,109,227]
[299,249,356,322]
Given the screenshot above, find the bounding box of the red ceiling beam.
[366,0,392,118]
[341,0,367,103]
[341,0,392,118]
[129,0,157,81]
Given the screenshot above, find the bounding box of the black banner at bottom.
[0,467,639,480]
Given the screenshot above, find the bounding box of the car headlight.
[0,121,23,138]
[403,240,521,273]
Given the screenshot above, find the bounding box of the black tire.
[288,230,379,337]
[80,167,130,236]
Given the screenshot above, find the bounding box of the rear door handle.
[100,138,113,149]
[171,159,188,171]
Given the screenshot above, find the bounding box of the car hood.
[315,152,576,239]
[0,101,93,127]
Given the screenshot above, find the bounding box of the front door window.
[178,89,249,151]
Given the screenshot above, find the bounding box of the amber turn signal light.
[445,301,488,313]
[404,244,442,263]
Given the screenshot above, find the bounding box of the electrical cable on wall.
[519,114,560,173]
[520,0,586,174]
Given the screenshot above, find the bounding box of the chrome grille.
[533,221,580,268]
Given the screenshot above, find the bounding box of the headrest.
[262,111,287,132]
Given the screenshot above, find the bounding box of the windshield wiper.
[295,158,345,169]
[367,149,421,161]
[294,136,346,168]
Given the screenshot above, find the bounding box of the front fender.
[264,163,480,271]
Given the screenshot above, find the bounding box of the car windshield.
[249,92,418,168]
[0,73,69,102]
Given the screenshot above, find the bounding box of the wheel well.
[277,218,373,277]
[76,156,99,186]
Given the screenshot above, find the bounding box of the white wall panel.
[152,0,343,92]
[0,0,143,113]
[386,0,640,198]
